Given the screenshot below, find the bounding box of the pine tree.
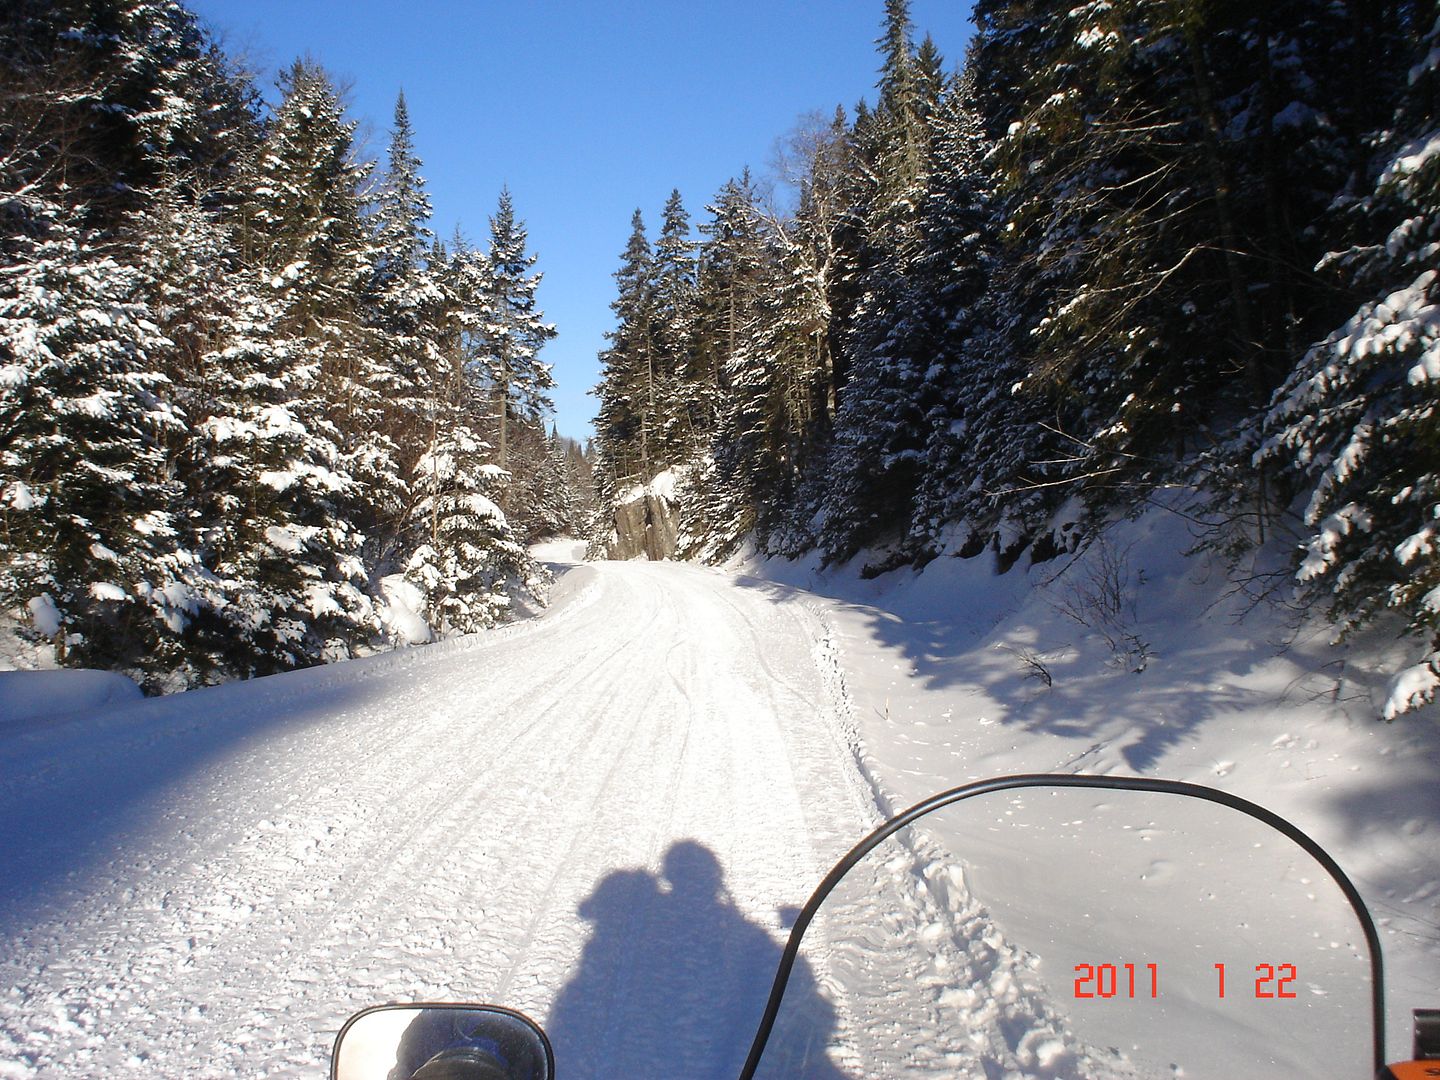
[404,234,545,633]
[0,0,259,235]
[1,0,565,682]
[868,0,935,251]
[473,188,556,475]
[527,427,581,540]
[653,190,703,460]
[244,58,380,651]
[817,3,942,562]
[372,92,433,296]
[0,195,186,680]
[404,424,535,634]
[727,216,832,551]
[1258,4,1440,717]
[594,209,658,490]
[689,173,767,554]
[697,172,765,387]
[134,167,384,679]
[904,68,1004,561]
[977,0,1397,535]
[0,0,263,682]
[368,90,448,567]
[443,228,495,409]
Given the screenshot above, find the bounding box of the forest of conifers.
[589,0,1440,716]
[1,0,594,689]
[2,0,1438,715]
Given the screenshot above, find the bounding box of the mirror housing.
[332,1004,554,1080]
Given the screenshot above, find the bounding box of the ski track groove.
[0,558,1135,1079]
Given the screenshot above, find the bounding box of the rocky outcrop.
[606,478,681,560]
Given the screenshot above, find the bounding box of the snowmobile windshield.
[749,777,1378,1080]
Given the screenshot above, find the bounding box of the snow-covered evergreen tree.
[688,174,767,555]
[1,0,260,682]
[0,0,259,235]
[244,58,380,652]
[472,188,556,473]
[0,2,564,684]
[526,427,582,540]
[404,426,535,634]
[696,172,765,393]
[371,92,432,297]
[0,196,187,679]
[871,0,931,236]
[1259,6,1440,717]
[135,187,369,678]
[366,90,450,569]
[817,2,940,562]
[980,0,1394,538]
[653,190,704,460]
[369,90,443,406]
[594,210,658,492]
[903,68,1003,560]
[406,248,546,631]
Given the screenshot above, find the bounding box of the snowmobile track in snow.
[0,554,1131,1079]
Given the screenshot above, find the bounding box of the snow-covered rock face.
[606,483,681,561]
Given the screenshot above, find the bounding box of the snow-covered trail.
[3,538,1427,1079]
[0,554,896,1078]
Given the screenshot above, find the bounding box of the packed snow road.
[0,548,939,1078]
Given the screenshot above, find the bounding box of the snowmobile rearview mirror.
[332,1004,555,1080]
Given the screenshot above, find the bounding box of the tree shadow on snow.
[546,840,851,1080]
[0,652,429,935]
[728,567,1262,774]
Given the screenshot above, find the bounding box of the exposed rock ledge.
[605,471,681,560]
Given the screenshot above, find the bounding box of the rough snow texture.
[0,525,1436,1079]
[749,511,1439,1076]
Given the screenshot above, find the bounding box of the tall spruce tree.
[0,194,185,679]
[975,0,1397,539]
[819,2,941,561]
[0,0,259,681]
[903,67,1003,561]
[653,190,703,460]
[403,228,544,635]
[369,91,448,566]
[688,173,767,555]
[474,188,556,474]
[404,423,534,634]
[244,58,380,652]
[0,0,259,236]
[594,209,658,491]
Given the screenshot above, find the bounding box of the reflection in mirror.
[333,1004,554,1080]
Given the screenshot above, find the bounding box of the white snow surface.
[0,522,1436,1079]
[0,668,142,726]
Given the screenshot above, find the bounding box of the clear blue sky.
[187,1,977,442]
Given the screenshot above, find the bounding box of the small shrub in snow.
[1050,539,1151,674]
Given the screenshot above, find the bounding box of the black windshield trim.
[737,772,1385,1078]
